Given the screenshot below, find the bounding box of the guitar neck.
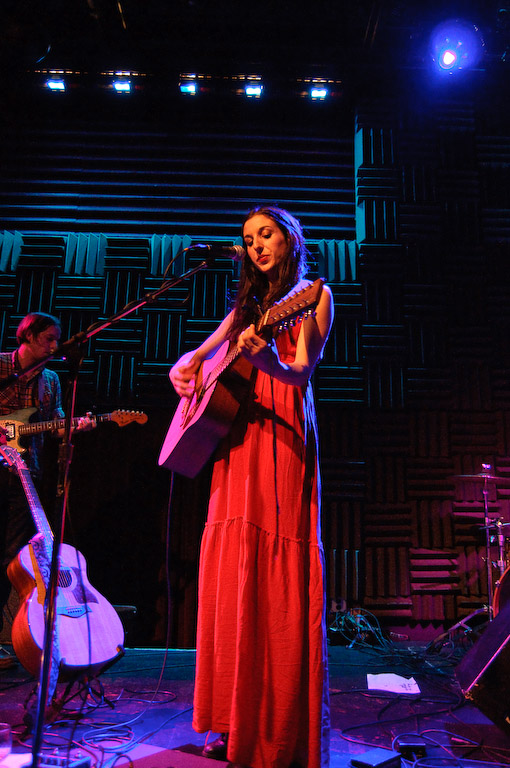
[201,283,320,393]
[15,462,53,544]
[19,413,109,437]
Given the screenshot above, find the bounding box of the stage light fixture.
[296,77,340,100]
[113,79,131,93]
[179,73,215,95]
[430,18,485,74]
[230,74,263,97]
[46,78,65,91]
[110,70,132,93]
[43,69,68,92]
[310,86,328,100]
[244,83,263,98]
[180,81,197,95]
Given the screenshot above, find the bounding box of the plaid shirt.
[0,350,64,476]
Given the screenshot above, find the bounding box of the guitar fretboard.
[8,456,53,545]
[19,413,112,437]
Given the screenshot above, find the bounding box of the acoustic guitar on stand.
[0,408,147,455]
[0,444,125,680]
[158,278,324,478]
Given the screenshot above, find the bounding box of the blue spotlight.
[180,81,197,95]
[46,78,65,91]
[111,71,132,93]
[310,86,328,100]
[430,19,485,74]
[245,83,263,98]
[113,79,131,93]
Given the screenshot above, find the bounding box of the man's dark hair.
[16,312,61,345]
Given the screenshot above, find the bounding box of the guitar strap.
[37,372,45,412]
[29,534,61,703]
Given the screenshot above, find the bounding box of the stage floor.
[0,638,509,768]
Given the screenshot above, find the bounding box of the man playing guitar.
[0,312,94,649]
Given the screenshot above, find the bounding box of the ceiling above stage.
[1,0,508,77]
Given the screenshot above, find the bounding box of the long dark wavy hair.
[228,205,309,341]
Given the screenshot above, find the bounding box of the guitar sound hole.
[59,569,72,588]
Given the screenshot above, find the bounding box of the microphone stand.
[14,256,213,768]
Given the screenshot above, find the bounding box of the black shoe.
[202,733,228,760]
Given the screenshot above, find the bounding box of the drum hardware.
[453,472,510,482]
[453,463,510,621]
[493,564,510,616]
[427,465,510,651]
[488,519,510,579]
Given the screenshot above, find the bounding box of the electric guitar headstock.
[109,410,148,427]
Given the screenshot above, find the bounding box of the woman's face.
[242,213,289,284]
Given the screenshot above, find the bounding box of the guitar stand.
[66,646,126,712]
[58,673,117,713]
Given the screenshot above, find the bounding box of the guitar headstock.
[0,444,25,471]
[110,410,148,427]
[257,278,325,334]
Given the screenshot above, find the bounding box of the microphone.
[185,244,246,262]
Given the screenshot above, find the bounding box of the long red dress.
[192,320,330,768]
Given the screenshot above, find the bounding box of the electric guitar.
[0,408,147,455]
[0,444,125,680]
[158,278,324,478]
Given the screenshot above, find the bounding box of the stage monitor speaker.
[455,602,510,736]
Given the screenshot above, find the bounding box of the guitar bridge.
[57,605,90,618]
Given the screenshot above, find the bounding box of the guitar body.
[158,340,254,478]
[0,407,37,454]
[7,542,125,680]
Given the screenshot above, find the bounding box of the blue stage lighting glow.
[440,50,458,69]
[245,84,263,98]
[310,87,328,100]
[113,80,131,93]
[46,79,65,91]
[180,82,197,95]
[430,19,484,74]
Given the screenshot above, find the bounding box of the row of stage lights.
[39,70,338,101]
[36,17,502,102]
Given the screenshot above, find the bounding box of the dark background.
[2,0,510,647]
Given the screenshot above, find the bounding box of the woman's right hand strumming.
[169,352,201,399]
